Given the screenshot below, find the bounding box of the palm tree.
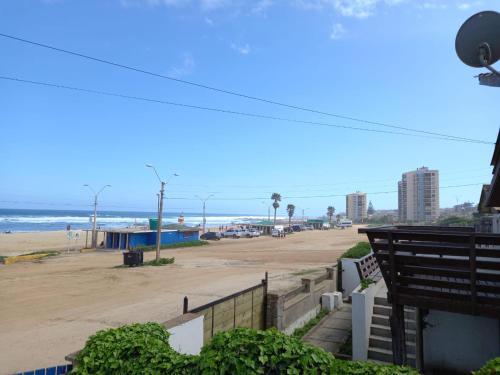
[271,193,281,224]
[336,214,341,223]
[327,206,335,223]
[287,204,295,228]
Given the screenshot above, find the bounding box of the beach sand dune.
[0,227,365,374]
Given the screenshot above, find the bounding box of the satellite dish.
[455,11,500,68]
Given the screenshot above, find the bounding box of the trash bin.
[123,250,143,267]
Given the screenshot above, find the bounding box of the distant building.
[398,166,439,223]
[346,192,367,223]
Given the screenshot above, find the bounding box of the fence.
[267,266,337,334]
[183,273,268,344]
[14,364,73,375]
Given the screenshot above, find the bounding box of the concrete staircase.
[368,296,416,367]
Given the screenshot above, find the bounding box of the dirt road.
[0,227,365,373]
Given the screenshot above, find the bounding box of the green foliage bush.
[72,324,419,375]
[72,322,197,375]
[292,309,328,338]
[143,257,175,266]
[340,241,372,259]
[198,328,336,374]
[474,357,500,374]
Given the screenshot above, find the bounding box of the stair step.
[369,335,415,354]
[374,296,390,306]
[370,324,416,341]
[367,347,416,366]
[371,314,416,330]
[373,305,416,318]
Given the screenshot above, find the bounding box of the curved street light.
[195,194,215,233]
[146,164,178,261]
[83,184,111,248]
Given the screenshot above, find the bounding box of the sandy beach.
[0,227,365,374]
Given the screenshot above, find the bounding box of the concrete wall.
[267,267,337,334]
[340,258,362,297]
[106,230,200,249]
[164,313,204,355]
[351,278,385,361]
[423,310,500,373]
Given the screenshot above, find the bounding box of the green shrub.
[474,357,500,374]
[198,328,336,375]
[331,360,419,374]
[340,242,372,259]
[360,278,375,291]
[292,309,328,338]
[133,240,209,252]
[72,322,197,375]
[71,324,419,375]
[143,257,175,266]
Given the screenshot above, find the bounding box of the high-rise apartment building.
[398,167,439,223]
[346,192,367,223]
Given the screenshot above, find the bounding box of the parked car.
[271,228,281,237]
[249,229,261,237]
[222,229,241,238]
[200,231,221,240]
[322,223,331,230]
[239,229,253,238]
[291,225,302,232]
[336,219,353,228]
[305,225,314,230]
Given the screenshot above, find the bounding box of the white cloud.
[294,0,407,19]
[251,0,274,14]
[330,22,346,39]
[204,16,214,25]
[231,43,251,55]
[168,54,195,78]
[457,1,482,10]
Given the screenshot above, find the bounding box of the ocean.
[0,208,272,233]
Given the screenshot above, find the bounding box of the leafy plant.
[360,278,375,291]
[474,357,500,374]
[338,329,352,356]
[72,322,196,375]
[340,242,372,259]
[292,309,328,338]
[271,193,281,224]
[144,257,175,266]
[72,324,419,375]
[198,328,336,375]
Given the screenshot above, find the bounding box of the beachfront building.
[83,228,199,250]
[354,133,500,372]
[398,166,439,223]
[346,192,367,223]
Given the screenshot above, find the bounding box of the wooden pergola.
[359,225,500,365]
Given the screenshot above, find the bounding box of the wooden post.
[390,303,407,365]
[470,234,477,315]
[85,230,89,249]
[262,272,268,329]
[183,296,188,314]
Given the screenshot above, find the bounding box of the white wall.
[166,314,204,355]
[341,258,362,297]
[351,279,385,361]
[423,310,500,372]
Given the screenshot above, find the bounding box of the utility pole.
[83,184,111,248]
[261,201,271,222]
[147,164,178,261]
[195,194,214,233]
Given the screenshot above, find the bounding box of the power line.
[0,75,493,144]
[0,32,492,145]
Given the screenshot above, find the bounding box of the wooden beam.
[390,303,407,365]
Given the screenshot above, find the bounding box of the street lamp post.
[146,164,178,261]
[302,208,310,223]
[83,184,111,248]
[195,194,215,233]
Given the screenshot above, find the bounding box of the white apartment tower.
[398,167,439,223]
[346,192,367,223]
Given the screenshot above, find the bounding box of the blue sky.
[0,0,498,216]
